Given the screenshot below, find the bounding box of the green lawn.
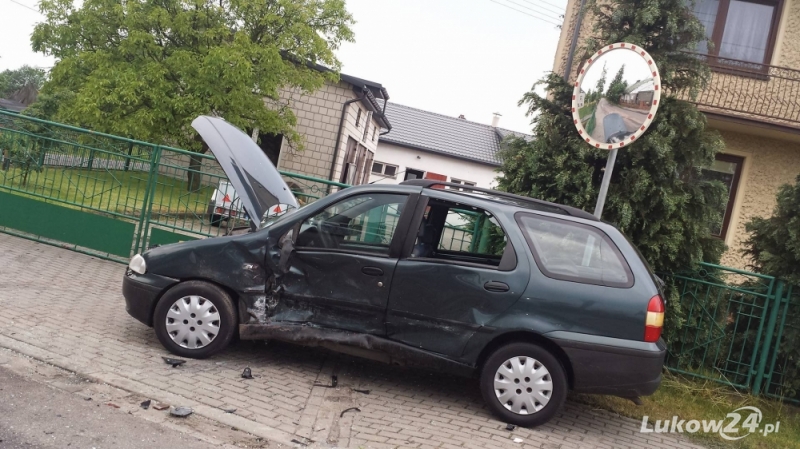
[573,372,800,448]
[578,101,597,119]
[0,166,217,217]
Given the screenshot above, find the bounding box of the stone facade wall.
[716,129,800,270]
[276,80,381,184]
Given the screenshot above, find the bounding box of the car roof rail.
[399,179,598,221]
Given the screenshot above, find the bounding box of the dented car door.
[386,196,529,358]
[274,192,417,334]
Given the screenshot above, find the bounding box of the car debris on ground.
[169,406,193,417]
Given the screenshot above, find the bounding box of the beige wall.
[552,0,597,84]
[716,128,800,269]
[368,142,500,188]
[775,0,800,68]
[276,80,380,183]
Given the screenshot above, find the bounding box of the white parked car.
[207,180,248,226]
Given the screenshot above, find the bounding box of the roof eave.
[378,138,501,167]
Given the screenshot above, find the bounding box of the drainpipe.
[563,0,588,81]
[328,91,366,190]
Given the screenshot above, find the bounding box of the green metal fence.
[0,110,348,262]
[664,262,800,404]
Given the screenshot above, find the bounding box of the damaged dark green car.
[122,116,667,427]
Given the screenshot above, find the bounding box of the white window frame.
[371,161,399,178]
[450,178,477,186]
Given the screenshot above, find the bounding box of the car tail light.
[215,207,224,214]
[644,295,664,342]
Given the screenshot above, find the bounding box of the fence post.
[753,280,785,395]
[133,146,161,255]
[762,284,793,397]
[124,142,134,172]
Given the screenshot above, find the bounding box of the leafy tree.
[595,62,608,96]
[605,65,627,104]
[0,65,47,99]
[497,0,726,339]
[32,0,354,190]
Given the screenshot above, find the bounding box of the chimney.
[458,114,466,119]
[491,112,502,127]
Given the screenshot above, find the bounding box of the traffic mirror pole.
[593,148,617,219]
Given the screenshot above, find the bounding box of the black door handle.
[484,281,510,292]
[362,266,384,276]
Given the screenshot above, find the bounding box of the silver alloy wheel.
[165,295,221,349]
[493,356,553,415]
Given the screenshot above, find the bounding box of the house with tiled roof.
[369,103,530,188]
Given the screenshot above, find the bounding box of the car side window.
[410,200,511,268]
[295,193,407,256]
[516,213,633,288]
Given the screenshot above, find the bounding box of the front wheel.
[480,342,567,427]
[153,281,237,359]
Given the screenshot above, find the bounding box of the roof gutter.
[328,92,366,189]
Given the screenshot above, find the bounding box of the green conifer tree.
[497,0,728,336]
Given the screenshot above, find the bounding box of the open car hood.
[192,116,298,229]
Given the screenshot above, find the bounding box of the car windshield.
[259,203,308,229]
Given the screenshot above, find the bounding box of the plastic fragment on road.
[169,406,193,417]
[162,357,186,368]
[140,399,151,410]
[513,437,524,443]
[339,407,361,417]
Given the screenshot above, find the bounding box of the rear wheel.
[209,214,224,227]
[153,281,237,359]
[480,342,567,427]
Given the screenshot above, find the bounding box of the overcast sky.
[0,0,567,134]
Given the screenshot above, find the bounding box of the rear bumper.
[122,271,178,327]
[548,332,666,397]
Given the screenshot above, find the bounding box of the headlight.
[128,254,147,274]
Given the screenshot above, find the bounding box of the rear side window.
[516,213,633,288]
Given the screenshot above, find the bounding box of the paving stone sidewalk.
[0,233,706,449]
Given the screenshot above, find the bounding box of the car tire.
[153,281,237,359]
[480,342,567,427]
[209,214,223,227]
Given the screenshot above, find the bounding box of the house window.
[340,137,359,185]
[372,161,399,178]
[404,168,425,181]
[699,153,744,239]
[691,0,783,67]
[363,112,371,141]
[355,108,362,127]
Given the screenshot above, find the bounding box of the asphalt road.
[0,365,222,449]
[590,98,649,143]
